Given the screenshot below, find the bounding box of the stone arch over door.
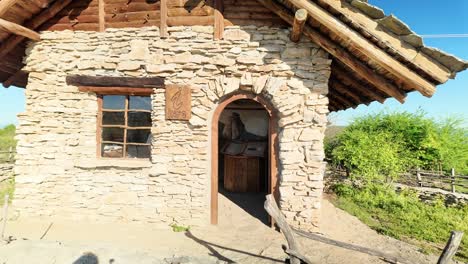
[210,91,279,225]
[207,73,329,230]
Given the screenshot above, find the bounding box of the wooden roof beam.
[317,0,451,84]
[256,0,406,103]
[214,0,224,40]
[160,0,168,37]
[0,18,40,40]
[0,0,19,17]
[0,0,72,60]
[290,9,307,42]
[332,65,387,104]
[3,69,25,88]
[98,0,105,32]
[328,94,348,110]
[329,80,362,105]
[286,0,436,97]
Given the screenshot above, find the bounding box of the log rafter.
[0,0,72,60]
[0,18,40,40]
[329,80,361,106]
[0,0,19,17]
[256,0,406,103]
[315,0,451,84]
[285,0,436,97]
[332,64,387,104]
[290,8,307,42]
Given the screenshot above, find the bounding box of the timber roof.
[0,0,466,112]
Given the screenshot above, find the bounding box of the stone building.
[0,0,465,231]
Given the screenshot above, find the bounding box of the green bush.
[0,124,16,151]
[332,183,468,261]
[326,111,468,179]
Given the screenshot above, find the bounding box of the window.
[98,95,152,159]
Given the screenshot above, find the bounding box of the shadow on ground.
[185,230,283,263]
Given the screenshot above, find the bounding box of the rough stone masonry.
[14,25,331,231]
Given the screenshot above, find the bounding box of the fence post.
[416,168,422,187]
[8,147,12,162]
[451,168,456,193]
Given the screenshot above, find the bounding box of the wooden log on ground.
[66,75,165,88]
[437,231,464,264]
[264,194,302,264]
[0,18,40,41]
[290,9,307,42]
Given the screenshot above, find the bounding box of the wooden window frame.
[96,92,152,160]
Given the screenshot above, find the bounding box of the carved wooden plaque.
[165,85,191,120]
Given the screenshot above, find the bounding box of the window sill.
[74,158,152,169]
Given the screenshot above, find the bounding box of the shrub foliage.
[326,111,468,181]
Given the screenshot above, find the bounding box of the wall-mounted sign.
[165,85,191,120]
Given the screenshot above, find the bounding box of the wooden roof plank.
[0,0,20,17]
[257,0,406,103]
[285,0,436,97]
[0,0,72,61]
[319,0,451,84]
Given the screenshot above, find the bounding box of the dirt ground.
[0,193,446,264]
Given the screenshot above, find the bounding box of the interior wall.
[219,109,269,138]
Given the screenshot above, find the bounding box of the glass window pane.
[129,96,151,111]
[103,95,125,110]
[102,144,123,158]
[126,145,151,159]
[128,112,151,127]
[127,129,151,144]
[102,112,125,125]
[102,127,124,142]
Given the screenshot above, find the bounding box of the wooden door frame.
[210,91,279,225]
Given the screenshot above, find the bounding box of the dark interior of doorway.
[218,99,270,225]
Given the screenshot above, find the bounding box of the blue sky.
[0,0,467,128]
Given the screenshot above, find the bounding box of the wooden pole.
[8,146,12,162]
[290,9,307,42]
[1,194,9,240]
[214,0,224,40]
[451,168,456,193]
[437,231,464,264]
[98,0,105,32]
[416,168,422,187]
[160,0,168,38]
[0,18,40,41]
[264,194,301,264]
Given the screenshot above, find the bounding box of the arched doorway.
[211,91,279,225]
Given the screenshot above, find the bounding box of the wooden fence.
[409,168,468,194]
[326,166,468,195]
[0,147,15,164]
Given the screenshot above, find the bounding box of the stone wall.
[0,164,13,183]
[15,25,331,230]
